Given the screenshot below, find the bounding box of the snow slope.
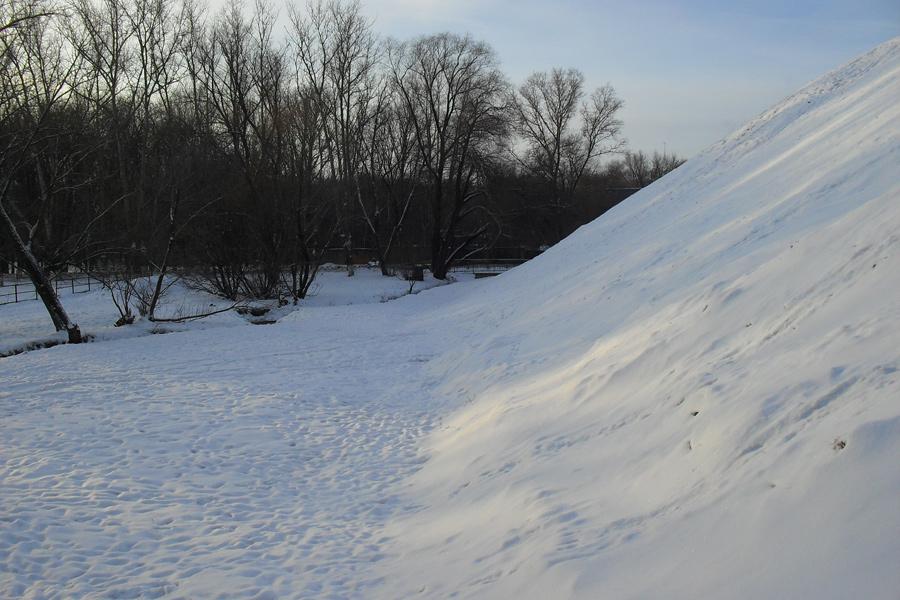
[1,38,899,599]
[377,38,900,598]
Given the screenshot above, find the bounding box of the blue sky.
[362,0,900,157]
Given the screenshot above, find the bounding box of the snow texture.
[2,38,899,599]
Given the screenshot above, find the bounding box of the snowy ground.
[2,38,900,599]
[1,270,465,598]
[0,267,456,356]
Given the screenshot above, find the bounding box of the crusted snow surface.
[2,38,900,599]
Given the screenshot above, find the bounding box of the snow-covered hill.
[2,38,898,600]
[378,37,900,598]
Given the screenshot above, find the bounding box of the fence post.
[72,278,75,294]
[14,283,17,303]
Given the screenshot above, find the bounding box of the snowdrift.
[381,38,900,598]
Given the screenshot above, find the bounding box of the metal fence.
[448,258,527,274]
[0,273,96,306]
[0,257,528,307]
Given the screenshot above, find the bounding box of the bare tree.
[513,68,623,242]
[390,32,509,279]
[355,82,418,274]
[617,149,684,188]
[650,149,685,180]
[281,89,334,302]
[199,0,289,298]
[0,0,640,324]
[623,150,651,187]
[289,0,380,275]
[67,0,137,212]
[0,0,85,342]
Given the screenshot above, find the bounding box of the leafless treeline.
[1,0,682,341]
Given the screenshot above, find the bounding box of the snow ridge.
[377,37,900,599]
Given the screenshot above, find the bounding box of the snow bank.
[2,38,898,599]
[379,37,900,598]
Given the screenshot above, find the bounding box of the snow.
[374,37,900,599]
[2,38,900,599]
[1,301,444,598]
[0,267,456,356]
[1,270,460,598]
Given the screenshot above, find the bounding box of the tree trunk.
[431,235,447,279]
[432,263,448,280]
[430,183,447,279]
[148,194,179,320]
[0,199,83,343]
